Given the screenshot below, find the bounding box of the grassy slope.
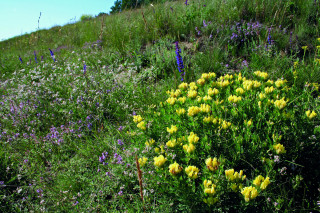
[0,0,320,212]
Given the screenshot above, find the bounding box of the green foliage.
[80,14,93,22]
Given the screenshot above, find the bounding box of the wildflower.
[187,90,197,98]
[188,132,199,143]
[166,97,176,105]
[228,95,242,103]
[208,88,219,96]
[201,73,210,79]
[241,186,258,202]
[133,115,143,123]
[187,106,200,116]
[155,147,160,153]
[34,51,38,63]
[225,169,246,181]
[117,139,124,146]
[203,95,212,101]
[167,125,178,134]
[154,155,167,167]
[236,87,245,95]
[275,79,286,88]
[200,104,210,113]
[166,139,177,148]
[176,108,186,115]
[175,41,185,81]
[273,143,286,154]
[83,64,87,74]
[19,56,23,63]
[254,71,268,79]
[306,110,317,119]
[137,121,146,130]
[183,143,195,153]
[260,177,270,190]
[145,139,155,146]
[274,98,287,109]
[302,46,308,51]
[169,162,182,175]
[138,157,148,167]
[189,82,198,90]
[259,93,266,99]
[178,96,186,103]
[197,78,206,86]
[208,72,216,78]
[185,0,189,6]
[203,180,216,194]
[185,166,200,179]
[205,157,219,171]
[253,175,264,187]
[178,82,188,90]
[49,49,56,62]
[220,120,231,129]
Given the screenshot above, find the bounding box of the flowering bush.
[133,70,319,211]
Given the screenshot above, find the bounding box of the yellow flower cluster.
[216,80,230,88]
[200,104,211,113]
[273,143,286,154]
[176,108,186,115]
[178,96,186,103]
[187,90,198,98]
[197,78,206,86]
[274,98,287,109]
[138,157,148,167]
[133,115,143,123]
[145,138,155,146]
[243,80,261,90]
[167,125,178,134]
[178,82,188,90]
[167,89,181,98]
[187,106,201,116]
[254,71,269,79]
[225,169,246,181]
[236,87,245,95]
[245,119,253,127]
[253,175,270,190]
[259,92,266,99]
[137,121,146,130]
[185,165,200,179]
[208,88,219,96]
[203,95,212,101]
[183,143,195,153]
[306,110,317,119]
[241,186,258,202]
[203,180,216,194]
[166,97,176,105]
[205,157,219,171]
[219,119,232,129]
[264,86,275,94]
[154,155,167,167]
[228,95,242,103]
[169,162,182,175]
[275,79,286,88]
[188,132,199,143]
[166,139,177,148]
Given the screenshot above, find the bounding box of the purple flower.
[185,0,189,6]
[203,20,207,27]
[73,201,79,206]
[19,56,23,63]
[117,139,124,146]
[49,49,56,62]
[34,51,38,63]
[0,181,4,185]
[83,64,87,75]
[118,190,123,196]
[175,41,185,81]
[118,126,124,131]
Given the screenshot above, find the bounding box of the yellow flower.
[318,38,320,43]
[306,110,317,119]
[254,71,269,79]
[187,106,201,116]
[187,90,198,98]
[196,96,202,102]
[274,98,287,109]
[205,157,219,171]
[133,115,143,123]
[154,147,160,153]
[145,139,155,146]
[154,155,167,167]
[260,177,270,190]
[137,121,146,130]
[166,139,177,148]
[203,116,214,123]
[208,72,216,78]
[228,95,242,103]
[188,132,199,143]
[183,143,196,153]
[203,95,212,101]
[176,108,186,115]
[302,46,308,50]
[138,157,148,167]
[169,162,182,175]
[166,97,176,105]
[167,125,178,134]
[178,96,186,104]
[225,169,246,181]
[216,80,230,88]
[185,166,200,179]
[243,80,253,90]
[245,119,253,127]
[189,82,198,90]
[201,73,210,79]
[266,80,274,85]
[203,180,216,194]
[178,82,188,90]
[236,87,245,95]
[259,92,266,99]
[253,175,264,187]
[273,143,286,154]
[264,86,275,94]
[197,78,206,86]
[241,186,258,202]
[200,104,211,113]
[220,120,231,129]
[275,79,286,88]
[208,88,219,96]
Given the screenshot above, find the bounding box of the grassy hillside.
[1,0,320,212]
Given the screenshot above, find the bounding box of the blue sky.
[0,0,115,41]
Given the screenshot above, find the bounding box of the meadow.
[0,0,320,212]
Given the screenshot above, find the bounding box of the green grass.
[0,0,320,212]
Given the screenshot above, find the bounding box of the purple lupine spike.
[185,0,189,6]
[203,20,208,27]
[267,28,272,45]
[175,41,185,81]
[49,49,56,62]
[34,51,38,63]
[83,64,87,75]
[19,56,23,63]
